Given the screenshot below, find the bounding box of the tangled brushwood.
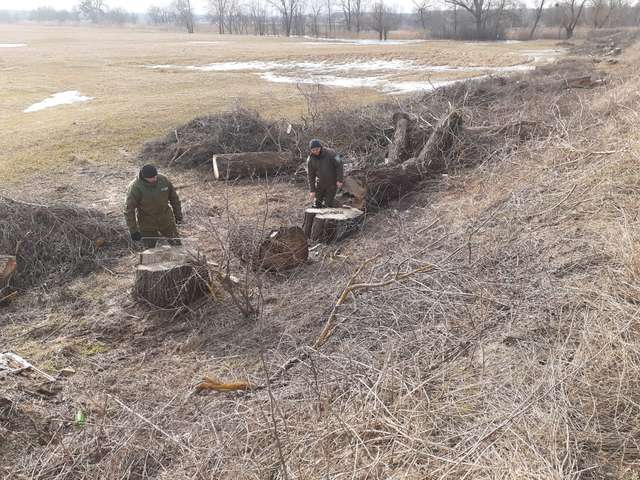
[139,58,599,174]
[0,197,129,288]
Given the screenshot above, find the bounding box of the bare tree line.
[4,0,640,39]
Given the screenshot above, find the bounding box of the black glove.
[130,231,142,242]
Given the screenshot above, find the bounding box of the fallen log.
[562,75,606,89]
[134,246,209,308]
[0,256,16,291]
[230,226,308,272]
[341,162,421,211]
[342,109,461,211]
[416,110,463,172]
[303,207,365,243]
[212,151,295,180]
[387,112,411,165]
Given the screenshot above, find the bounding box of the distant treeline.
[1,0,639,40]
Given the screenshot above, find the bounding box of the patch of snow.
[24,91,93,113]
[520,48,566,62]
[0,43,27,48]
[302,36,426,45]
[259,71,488,95]
[259,72,383,89]
[146,59,531,74]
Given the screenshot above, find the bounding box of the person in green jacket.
[124,164,183,248]
[307,139,344,208]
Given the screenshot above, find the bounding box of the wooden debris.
[342,109,461,211]
[212,151,295,180]
[195,376,252,393]
[416,109,463,171]
[231,226,309,272]
[303,207,365,243]
[387,112,411,165]
[562,75,606,89]
[0,255,16,291]
[0,352,56,381]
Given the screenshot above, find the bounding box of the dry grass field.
[0,25,559,182]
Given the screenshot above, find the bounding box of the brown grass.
[2,28,640,480]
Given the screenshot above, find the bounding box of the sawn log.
[212,151,295,180]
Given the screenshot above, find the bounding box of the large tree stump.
[212,151,295,180]
[230,226,308,272]
[134,246,209,308]
[0,256,17,291]
[303,208,364,244]
[387,112,411,165]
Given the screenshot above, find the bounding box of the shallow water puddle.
[24,91,93,113]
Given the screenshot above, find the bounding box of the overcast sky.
[3,0,431,14]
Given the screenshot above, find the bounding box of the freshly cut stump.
[212,151,294,180]
[0,256,17,291]
[134,246,209,308]
[230,226,308,272]
[303,208,364,244]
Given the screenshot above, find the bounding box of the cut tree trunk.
[416,110,463,171]
[561,75,605,89]
[230,226,308,272]
[341,162,421,211]
[0,255,17,291]
[342,110,461,210]
[212,151,295,180]
[134,246,209,308]
[303,207,365,243]
[387,112,411,165]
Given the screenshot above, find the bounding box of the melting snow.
[520,48,565,62]
[24,91,93,113]
[145,48,562,95]
[146,59,533,74]
[258,72,486,95]
[0,43,27,48]
[302,36,426,45]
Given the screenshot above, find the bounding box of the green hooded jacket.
[307,148,344,193]
[124,174,182,233]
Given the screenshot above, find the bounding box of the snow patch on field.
[0,43,27,48]
[302,36,426,45]
[520,48,566,62]
[145,48,564,95]
[24,91,93,113]
[146,59,534,74]
[259,72,481,95]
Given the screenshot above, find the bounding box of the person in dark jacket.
[307,139,344,208]
[124,164,182,248]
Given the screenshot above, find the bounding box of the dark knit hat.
[309,139,322,149]
[140,164,158,179]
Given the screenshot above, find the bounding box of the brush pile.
[0,197,128,288]
[139,59,599,176]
